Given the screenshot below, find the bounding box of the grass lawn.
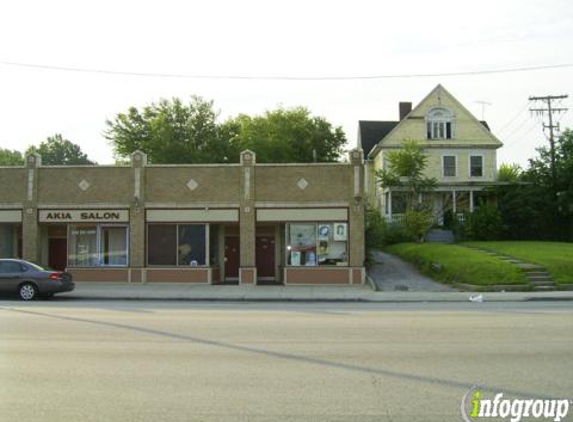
[463,241,573,285]
[384,243,526,287]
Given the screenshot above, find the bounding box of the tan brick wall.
[0,168,26,203]
[255,165,351,202]
[146,167,241,203]
[37,167,133,204]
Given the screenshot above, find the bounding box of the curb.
[47,294,573,303]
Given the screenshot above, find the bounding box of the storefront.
[0,150,365,285]
[37,209,129,271]
[0,210,22,259]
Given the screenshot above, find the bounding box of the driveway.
[368,250,456,292]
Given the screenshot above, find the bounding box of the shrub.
[383,221,411,245]
[364,206,411,251]
[365,206,386,250]
[402,210,433,243]
[465,204,503,240]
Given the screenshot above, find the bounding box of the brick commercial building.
[0,149,365,285]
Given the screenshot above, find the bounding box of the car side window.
[0,261,24,273]
[20,264,29,272]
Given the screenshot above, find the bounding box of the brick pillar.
[239,150,256,285]
[348,149,365,283]
[129,151,147,283]
[22,153,41,263]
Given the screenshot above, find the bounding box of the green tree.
[496,128,573,240]
[26,134,95,165]
[465,203,504,240]
[227,107,346,163]
[375,140,437,211]
[497,163,522,182]
[105,96,239,164]
[0,148,24,166]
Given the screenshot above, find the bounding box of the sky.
[0,0,572,167]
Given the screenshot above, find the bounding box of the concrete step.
[516,263,544,271]
[527,271,552,277]
[534,285,555,291]
[526,276,553,282]
[426,229,455,244]
[530,281,555,286]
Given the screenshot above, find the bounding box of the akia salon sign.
[39,210,129,223]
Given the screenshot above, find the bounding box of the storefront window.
[288,224,316,266]
[101,226,128,266]
[147,224,208,266]
[287,223,347,266]
[68,225,128,267]
[68,225,99,266]
[0,224,21,258]
[178,225,206,266]
[148,225,177,265]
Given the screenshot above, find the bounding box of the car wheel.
[19,283,38,301]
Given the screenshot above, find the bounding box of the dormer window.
[426,107,454,139]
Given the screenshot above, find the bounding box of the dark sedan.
[0,259,75,300]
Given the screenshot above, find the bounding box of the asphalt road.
[1,301,572,422]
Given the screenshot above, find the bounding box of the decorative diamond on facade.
[78,179,90,191]
[297,178,308,190]
[187,179,199,191]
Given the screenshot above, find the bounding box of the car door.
[0,261,24,293]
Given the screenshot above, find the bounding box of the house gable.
[368,84,503,159]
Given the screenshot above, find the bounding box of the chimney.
[399,102,412,120]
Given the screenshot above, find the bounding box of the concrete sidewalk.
[58,282,573,302]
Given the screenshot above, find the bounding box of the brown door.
[256,236,275,278]
[48,238,67,271]
[224,236,240,279]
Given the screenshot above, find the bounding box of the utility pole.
[529,94,568,188]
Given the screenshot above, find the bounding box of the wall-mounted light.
[133,195,140,213]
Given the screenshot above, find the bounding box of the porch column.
[470,190,474,212]
[452,190,457,215]
[388,189,392,220]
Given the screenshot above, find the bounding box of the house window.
[287,223,348,267]
[443,156,457,177]
[147,224,207,266]
[470,155,484,177]
[426,108,454,139]
[68,225,128,267]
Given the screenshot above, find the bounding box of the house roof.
[361,84,501,160]
[358,120,399,158]
[359,119,492,159]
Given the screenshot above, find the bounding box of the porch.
[382,188,495,226]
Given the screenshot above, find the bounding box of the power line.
[496,102,532,135]
[501,111,536,142]
[0,60,572,80]
[502,120,541,149]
